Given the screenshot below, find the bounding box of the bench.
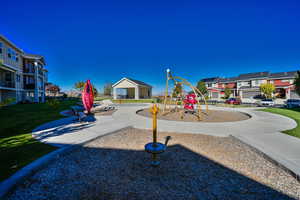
[71,106,86,122]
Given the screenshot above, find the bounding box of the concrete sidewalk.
[32,115,130,147]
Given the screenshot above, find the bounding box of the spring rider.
[183,93,198,114]
[145,104,170,166]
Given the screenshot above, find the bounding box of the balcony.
[0,81,15,88]
[38,70,44,76]
[23,67,35,74]
[24,83,35,90]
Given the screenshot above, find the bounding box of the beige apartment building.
[0,34,47,103]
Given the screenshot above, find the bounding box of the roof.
[112,77,152,88]
[201,77,220,83]
[269,71,297,79]
[0,34,46,65]
[22,53,46,65]
[126,78,152,87]
[0,34,24,53]
[218,77,238,83]
[238,71,269,80]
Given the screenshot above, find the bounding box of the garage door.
[212,92,219,99]
[291,91,300,99]
[242,91,260,98]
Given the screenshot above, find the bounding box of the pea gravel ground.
[137,109,250,122]
[6,128,300,200]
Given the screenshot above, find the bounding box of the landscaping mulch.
[137,108,250,122]
[7,128,300,200]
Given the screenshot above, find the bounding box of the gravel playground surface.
[7,128,300,200]
[137,108,250,122]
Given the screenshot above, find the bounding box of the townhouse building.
[202,71,298,101]
[0,34,47,103]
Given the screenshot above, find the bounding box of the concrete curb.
[0,126,132,198]
[231,135,300,182]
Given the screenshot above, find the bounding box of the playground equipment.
[162,69,209,120]
[145,104,170,166]
[183,93,197,113]
[82,80,94,114]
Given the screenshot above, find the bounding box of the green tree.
[93,87,98,97]
[74,81,85,91]
[196,81,207,96]
[103,82,113,96]
[172,83,183,97]
[224,87,232,99]
[294,71,300,96]
[260,83,275,98]
[74,81,98,96]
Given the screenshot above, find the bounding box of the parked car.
[286,99,300,108]
[225,98,241,105]
[259,99,275,107]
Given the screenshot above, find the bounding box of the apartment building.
[0,34,47,103]
[202,71,298,101]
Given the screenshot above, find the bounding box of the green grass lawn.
[0,99,78,181]
[260,107,300,139]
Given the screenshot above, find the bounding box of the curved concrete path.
[113,105,296,136]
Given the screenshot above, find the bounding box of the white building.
[112,78,152,100]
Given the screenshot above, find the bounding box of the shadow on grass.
[8,144,297,200]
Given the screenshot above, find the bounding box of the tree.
[93,87,98,97]
[45,83,60,96]
[196,81,208,97]
[294,71,300,96]
[260,83,275,98]
[224,87,232,99]
[103,82,113,96]
[74,81,85,91]
[172,83,183,97]
[74,81,98,96]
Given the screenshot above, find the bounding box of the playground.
[2,75,300,199]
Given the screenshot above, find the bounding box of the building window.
[0,42,2,54]
[16,74,20,82]
[5,72,12,81]
[7,48,18,61]
[7,48,12,58]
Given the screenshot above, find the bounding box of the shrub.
[0,98,15,108]
[224,87,232,99]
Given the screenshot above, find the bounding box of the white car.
[259,99,275,107]
[286,99,300,108]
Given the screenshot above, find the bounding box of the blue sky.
[1,0,300,94]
